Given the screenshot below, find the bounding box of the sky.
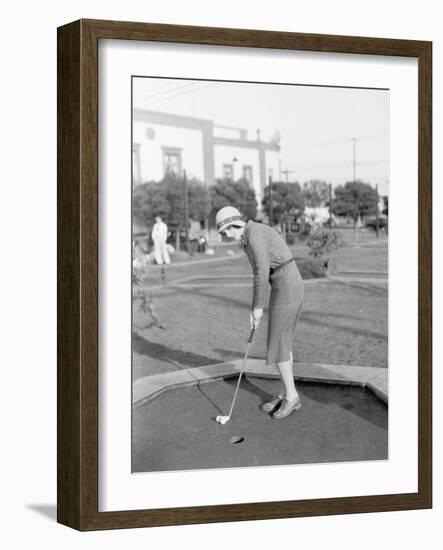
[133,77,390,196]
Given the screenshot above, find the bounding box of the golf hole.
[229,436,245,445]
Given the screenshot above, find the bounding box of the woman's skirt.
[266,262,304,365]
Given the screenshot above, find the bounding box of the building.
[132,109,281,207]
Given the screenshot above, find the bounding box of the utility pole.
[281,169,293,184]
[329,183,333,228]
[269,175,273,227]
[352,137,357,182]
[183,170,190,253]
[375,183,380,239]
[351,138,358,241]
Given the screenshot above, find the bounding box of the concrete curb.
[133,359,388,409]
[330,276,388,284]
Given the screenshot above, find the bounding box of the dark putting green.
[132,378,388,473]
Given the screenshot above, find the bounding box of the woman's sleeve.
[248,229,270,309]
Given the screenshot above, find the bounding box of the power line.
[134,81,200,104]
[293,133,388,150]
[288,159,388,174]
[135,82,221,107]
[357,159,389,166]
[355,133,388,141]
[295,137,351,149]
[147,82,220,106]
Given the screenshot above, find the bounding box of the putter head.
[216,415,230,425]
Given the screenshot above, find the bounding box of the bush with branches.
[132,259,164,330]
[306,227,345,259]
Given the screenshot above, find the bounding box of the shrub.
[295,257,333,279]
[306,228,345,259]
[285,233,296,245]
[132,260,164,330]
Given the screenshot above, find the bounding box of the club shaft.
[227,341,251,418]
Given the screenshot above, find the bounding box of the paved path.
[147,270,388,291]
[147,237,387,271]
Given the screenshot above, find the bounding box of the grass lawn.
[334,243,388,272]
[144,226,387,268]
[133,240,388,379]
[145,237,387,285]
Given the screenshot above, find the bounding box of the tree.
[303,179,330,207]
[132,181,170,229]
[333,180,378,225]
[187,178,212,221]
[210,178,257,223]
[262,181,305,226]
[132,173,211,233]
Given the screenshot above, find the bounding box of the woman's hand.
[250,308,263,328]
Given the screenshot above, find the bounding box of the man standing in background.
[151,216,171,276]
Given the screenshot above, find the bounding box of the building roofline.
[213,136,280,152]
[133,109,213,130]
[133,109,280,151]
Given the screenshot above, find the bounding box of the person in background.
[151,216,171,268]
[215,206,304,419]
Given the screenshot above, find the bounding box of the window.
[162,147,182,176]
[223,163,234,180]
[243,165,253,185]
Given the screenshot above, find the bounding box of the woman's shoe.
[259,396,283,413]
[271,396,302,419]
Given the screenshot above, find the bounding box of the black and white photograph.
[131,76,389,473]
[2,0,436,541]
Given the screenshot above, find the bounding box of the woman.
[216,206,304,419]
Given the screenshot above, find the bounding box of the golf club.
[216,326,255,424]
